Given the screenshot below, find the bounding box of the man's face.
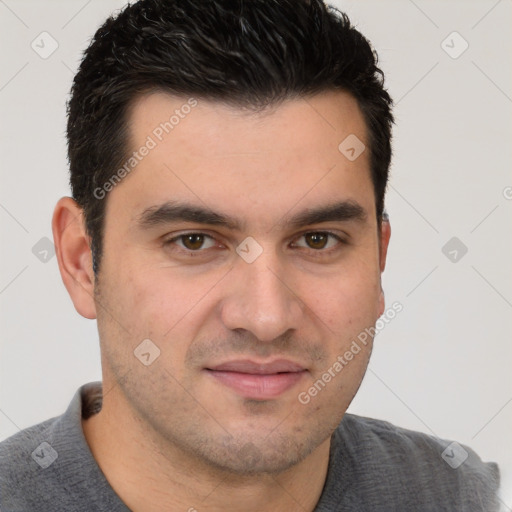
[93,90,389,474]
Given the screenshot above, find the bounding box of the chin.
[193,430,324,476]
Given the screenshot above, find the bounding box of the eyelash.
[162,231,346,258]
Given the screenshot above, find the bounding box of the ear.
[52,197,97,319]
[377,217,391,317]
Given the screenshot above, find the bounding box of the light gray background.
[1,0,511,507]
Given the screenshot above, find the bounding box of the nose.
[220,249,304,343]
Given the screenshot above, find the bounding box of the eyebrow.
[136,199,367,232]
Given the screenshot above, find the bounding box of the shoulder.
[0,383,112,512]
[0,413,61,464]
[328,413,501,511]
[0,414,64,509]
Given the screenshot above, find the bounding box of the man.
[0,0,500,510]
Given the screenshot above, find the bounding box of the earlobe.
[52,197,97,319]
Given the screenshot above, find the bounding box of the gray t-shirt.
[0,382,501,511]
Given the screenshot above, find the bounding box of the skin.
[52,89,391,512]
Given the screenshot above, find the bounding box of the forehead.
[106,90,374,230]
[127,89,368,157]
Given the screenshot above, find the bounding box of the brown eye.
[305,232,329,249]
[181,234,206,250]
[164,233,217,253]
[292,231,343,253]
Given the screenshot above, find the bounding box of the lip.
[208,359,306,374]
[205,359,308,400]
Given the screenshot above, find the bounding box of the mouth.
[204,359,308,400]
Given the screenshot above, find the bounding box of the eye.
[292,231,343,251]
[164,233,218,252]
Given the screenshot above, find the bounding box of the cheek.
[106,263,223,353]
[307,264,382,336]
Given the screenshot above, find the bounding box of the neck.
[82,385,331,512]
